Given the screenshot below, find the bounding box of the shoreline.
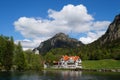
[0,67,120,73]
[44,68,120,72]
[77,68,120,72]
[0,69,120,73]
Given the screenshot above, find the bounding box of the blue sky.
[0,0,120,50]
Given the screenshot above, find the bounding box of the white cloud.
[48,4,93,22]
[14,4,110,49]
[91,21,110,31]
[15,39,45,50]
[79,31,106,44]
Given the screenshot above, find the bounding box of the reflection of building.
[58,55,82,69]
[61,71,82,78]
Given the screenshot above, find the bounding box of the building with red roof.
[58,55,82,69]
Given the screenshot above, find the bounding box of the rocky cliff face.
[96,14,120,45]
[36,33,84,54]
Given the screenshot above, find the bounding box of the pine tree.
[14,42,26,71]
[0,36,14,71]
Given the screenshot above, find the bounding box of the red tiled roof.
[62,55,69,61]
[62,55,80,61]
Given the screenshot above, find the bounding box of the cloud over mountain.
[14,4,110,49]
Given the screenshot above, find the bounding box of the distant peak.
[114,14,120,21]
[54,32,68,38]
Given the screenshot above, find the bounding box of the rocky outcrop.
[96,14,120,45]
[36,33,84,54]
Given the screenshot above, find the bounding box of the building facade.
[58,55,82,69]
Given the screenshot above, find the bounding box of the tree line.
[44,39,120,63]
[0,35,43,71]
[0,35,119,71]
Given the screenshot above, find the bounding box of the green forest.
[0,35,43,71]
[43,38,120,64]
[0,35,120,71]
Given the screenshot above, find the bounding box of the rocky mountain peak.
[52,32,69,41]
[54,33,68,38]
[36,32,84,54]
[96,14,120,44]
[114,14,120,22]
[52,32,78,42]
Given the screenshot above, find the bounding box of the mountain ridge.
[93,14,120,45]
[35,32,84,54]
[34,14,120,59]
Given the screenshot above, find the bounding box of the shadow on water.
[0,70,120,80]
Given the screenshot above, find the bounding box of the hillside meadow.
[82,59,120,69]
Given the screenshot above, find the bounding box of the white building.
[58,55,82,69]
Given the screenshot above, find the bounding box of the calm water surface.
[0,70,120,80]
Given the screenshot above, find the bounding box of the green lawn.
[82,59,120,69]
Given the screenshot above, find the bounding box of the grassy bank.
[82,59,120,69]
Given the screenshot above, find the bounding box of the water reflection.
[42,70,120,80]
[60,71,82,80]
[0,71,120,80]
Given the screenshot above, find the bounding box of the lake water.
[0,70,120,80]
